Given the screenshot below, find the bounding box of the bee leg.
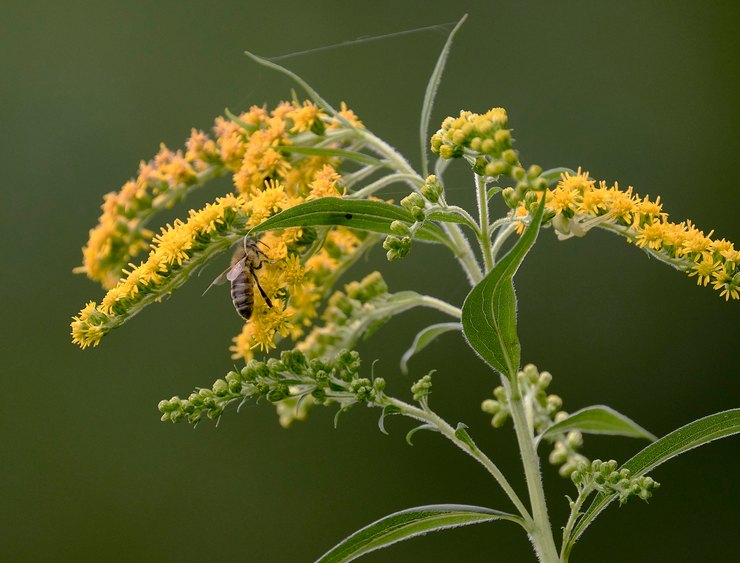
[252,270,273,308]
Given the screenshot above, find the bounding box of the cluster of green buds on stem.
[482,364,589,476]
[158,348,385,425]
[571,459,660,505]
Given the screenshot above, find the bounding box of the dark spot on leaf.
[345,213,353,219]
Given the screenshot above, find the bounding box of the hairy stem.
[358,128,483,284]
[475,174,494,273]
[505,377,559,562]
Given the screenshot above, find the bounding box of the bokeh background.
[2,1,738,561]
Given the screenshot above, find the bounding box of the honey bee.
[205,237,272,320]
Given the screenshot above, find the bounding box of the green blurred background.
[2,1,738,561]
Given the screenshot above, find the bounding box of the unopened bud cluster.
[431,109,547,212]
[384,176,444,261]
[158,348,379,425]
[296,271,391,359]
[482,364,589,477]
[411,373,433,403]
[571,459,660,505]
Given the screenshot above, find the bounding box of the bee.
[205,237,272,320]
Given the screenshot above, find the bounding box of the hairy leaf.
[461,196,545,378]
[315,504,521,563]
[568,408,740,549]
[540,405,657,443]
[400,322,461,375]
[250,198,452,248]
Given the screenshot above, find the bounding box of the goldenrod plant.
[71,16,739,562]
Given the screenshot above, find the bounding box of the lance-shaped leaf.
[539,405,657,443]
[461,196,545,378]
[249,198,452,249]
[400,322,461,375]
[567,408,740,552]
[419,15,467,178]
[315,504,522,563]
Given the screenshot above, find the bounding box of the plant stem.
[475,174,494,273]
[384,396,533,525]
[417,295,462,318]
[358,128,483,284]
[559,488,590,562]
[505,377,560,562]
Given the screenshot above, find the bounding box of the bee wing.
[202,262,240,296]
[226,259,246,282]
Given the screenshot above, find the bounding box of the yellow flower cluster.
[72,100,368,350]
[77,100,362,290]
[516,169,739,300]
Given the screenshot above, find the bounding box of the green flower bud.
[430,134,443,153]
[390,220,411,235]
[373,378,386,392]
[383,235,412,261]
[531,177,548,192]
[492,411,509,428]
[502,187,520,209]
[472,157,488,176]
[512,166,526,181]
[420,175,443,203]
[494,129,511,146]
[212,379,229,396]
[485,160,509,177]
[469,137,482,152]
[480,138,496,155]
[502,149,519,165]
[525,164,541,178]
[481,399,499,414]
[281,349,308,374]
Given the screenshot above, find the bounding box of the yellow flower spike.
[287,101,327,134]
[711,269,740,301]
[327,101,364,129]
[634,219,667,250]
[689,253,722,287]
[246,181,291,227]
[307,164,345,199]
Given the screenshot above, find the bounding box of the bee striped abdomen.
[230,270,255,320]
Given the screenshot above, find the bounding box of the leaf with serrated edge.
[540,405,657,443]
[567,408,740,550]
[461,196,545,378]
[400,322,461,375]
[315,504,521,563]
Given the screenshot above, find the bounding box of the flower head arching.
[504,167,740,300]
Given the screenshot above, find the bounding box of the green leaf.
[249,198,452,248]
[405,423,438,446]
[315,503,521,563]
[277,145,384,167]
[568,408,740,550]
[487,186,502,200]
[400,322,461,375]
[419,15,468,178]
[539,405,657,443]
[454,422,476,450]
[426,210,477,230]
[378,405,401,435]
[461,195,546,378]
